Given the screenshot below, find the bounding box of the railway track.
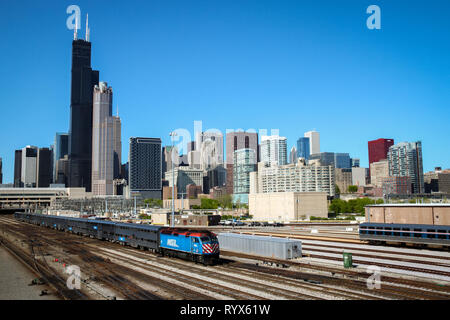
[2,215,450,300]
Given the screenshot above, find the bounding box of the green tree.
[347,185,358,193]
[335,184,341,195]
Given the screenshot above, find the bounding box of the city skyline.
[1,1,450,182]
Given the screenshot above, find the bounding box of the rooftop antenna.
[116,105,119,117]
[74,15,78,40]
[85,14,90,42]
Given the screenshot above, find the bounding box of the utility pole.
[169,131,177,227]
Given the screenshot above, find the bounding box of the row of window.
[361,227,450,239]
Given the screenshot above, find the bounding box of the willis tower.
[68,16,99,192]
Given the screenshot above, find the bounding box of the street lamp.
[169,131,178,227]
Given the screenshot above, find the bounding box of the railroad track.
[2,215,449,300]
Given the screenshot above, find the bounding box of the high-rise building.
[53,133,69,183]
[37,148,53,188]
[68,33,100,192]
[165,167,204,197]
[370,159,389,188]
[304,130,320,155]
[162,146,179,178]
[351,158,360,168]
[308,152,351,169]
[368,138,394,178]
[196,131,224,170]
[129,137,162,199]
[260,135,287,166]
[14,150,22,187]
[233,149,257,203]
[387,141,424,194]
[91,82,121,195]
[335,168,353,194]
[21,146,38,187]
[382,176,412,195]
[289,146,298,164]
[334,153,352,169]
[225,131,258,194]
[252,160,335,197]
[352,167,368,186]
[296,137,310,160]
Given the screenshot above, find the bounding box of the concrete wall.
[249,192,328,221]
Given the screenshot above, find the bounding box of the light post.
[169,131,177,227]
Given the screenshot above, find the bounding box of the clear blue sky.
[0,0,449,183]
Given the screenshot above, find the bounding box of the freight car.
[14,212,220,265]
[359,222,450,249]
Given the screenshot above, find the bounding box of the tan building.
[365,204,450,225]
[335,168,352,193]
[163,198,201,211]
[249,192,328,222]
[370,159,389,187]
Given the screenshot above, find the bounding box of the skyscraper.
[296,137,310,160]
[14,150,22,187]
[21,146,38,188]
[304,131,320,155]
[225,131,258,194]
[53,133,69,183]
[91,82,121,195]
[129,137,162,199]
[233,148,257,203]
[68,29,100,192]
[368,138,394,166]
[387,141,424,194]
[260,135,287,166]
[196,131,224,169]
[37,148,53,188]
[289,146,298,164]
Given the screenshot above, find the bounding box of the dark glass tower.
[68,39,99,192]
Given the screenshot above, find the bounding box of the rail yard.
[0,214,449,301]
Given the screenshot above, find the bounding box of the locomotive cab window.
[193,238,199,243]
[200,237,210,242]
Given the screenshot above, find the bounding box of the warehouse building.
[249,192,328,221]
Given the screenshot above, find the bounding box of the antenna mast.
[85,14,90,42]
[74,16,78,40]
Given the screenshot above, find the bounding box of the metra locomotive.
[14,212,220,265]
[359,222,450,249]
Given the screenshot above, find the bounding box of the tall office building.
[304,131,320,155]
[233,148,257,203]
[37,148,53,188]
[91,82,121,195]
[225,131,258,194]
[14,150,22,187]
[129,137,162,199]
[196,131,224,170]
[387,141,424,194]
[53,133,69,183]
[309,152,351,169]
[296,137,310,160]
[289,146,298,164]
[260,135,287,166]
[21,146,38,187]
[68,29,100,192]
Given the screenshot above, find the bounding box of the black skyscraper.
[14,149,22,187]
[37,148,53,188]
[68,39,99,192]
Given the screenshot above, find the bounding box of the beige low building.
[249,192,328,221]
[163,198,201,211]
[365,204,450,225]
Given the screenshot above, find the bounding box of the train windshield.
[200,236,210,242]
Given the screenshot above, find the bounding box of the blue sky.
[0,0,449,183]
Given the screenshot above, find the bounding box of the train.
[14,212,220,265]
[359,222,450,249]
